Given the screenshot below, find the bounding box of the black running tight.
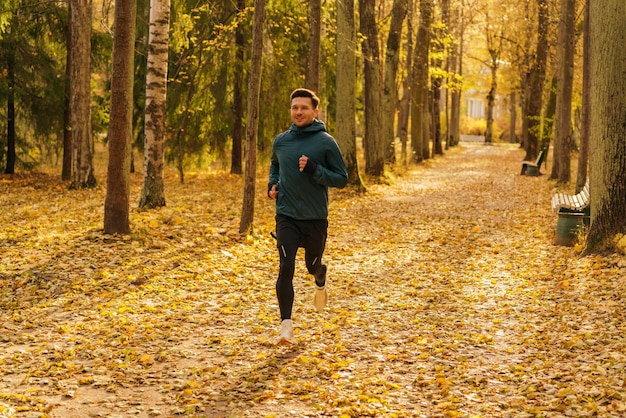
[275,215,328,320]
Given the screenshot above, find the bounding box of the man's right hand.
[268,184,278,199]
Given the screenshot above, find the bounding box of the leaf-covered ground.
[1,143,625,418]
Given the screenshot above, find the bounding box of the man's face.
[290,97,318,128]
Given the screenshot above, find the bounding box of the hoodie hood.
[289,119,327,135]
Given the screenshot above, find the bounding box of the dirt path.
[2,143,625,417]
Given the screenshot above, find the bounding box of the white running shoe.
[313,286,327,312]
[277,319,294,345]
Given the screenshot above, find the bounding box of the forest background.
[1,0,625,250]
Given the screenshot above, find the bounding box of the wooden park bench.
[520,148,547,176]
[552,180,590,246]
[551,179,590,215]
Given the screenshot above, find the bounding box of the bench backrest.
[579,179,590,201]
[536,148,547,168]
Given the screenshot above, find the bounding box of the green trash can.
[526,165,539,176]
[555,211,585,246]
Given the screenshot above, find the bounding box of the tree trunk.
[552,0,576,184]
[139,0,170,209]
[432,74,443,155]
[484,67,497,144]
[104,0,136,235]
[174,54,200,185]
[382,0,408,163]
[543,76,557,170]
[306,0,321,93]
[441,0,450,149]
[509,92,517,143]
[69,0,96,189]
[208,0,236,162]
[584,0,626,252]
[359,0,384,176]
[410,0,432,162]
[231,0,245,175]
[576,0,589,192]
[431,18,444,155]
[523,0,549,161]
[518,1,532,150]
[397,8,413,164]
[239,0,265,235]
[5,33,16,175]
[62,10,72,181]
[449,3,463,148]
[484,21,502,145]
[336,0,363,187]
[520,83,529,149]
[210,49,231,162]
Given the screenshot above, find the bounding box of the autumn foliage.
[1,143,625,417]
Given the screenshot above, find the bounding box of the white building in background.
[467,97,485,119]
[465,92,504,120]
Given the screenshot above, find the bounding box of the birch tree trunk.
[69,0,96,189]
[104,0,136,234]
[239,0,265,235]
[139,0,170,209]
[585,0,626,252]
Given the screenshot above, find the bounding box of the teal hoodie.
[269,120,348,220]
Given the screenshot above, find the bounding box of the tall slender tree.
[69,0,96,189]
[430,21,445,156]
[139,0,170,209]
[4,15,16,175]
[397,4,413,162]
[104,0,137,234]
[382,0,408,164]
[360,0,384,176]
[239,0,265,235]
[336,0,362,187]
[306,0,321,93]
[483,13,503,145]
[231,0,246,175]
[446,2,463,148]
[522,0,549,161]
[550,0,577,183]
[576,0,590,192]
[411,0,433,162]
[62,8,73,181]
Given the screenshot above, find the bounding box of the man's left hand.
[299,155,317,173]
[299,155,309,172]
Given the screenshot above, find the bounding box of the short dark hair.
[290,88,319,109]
